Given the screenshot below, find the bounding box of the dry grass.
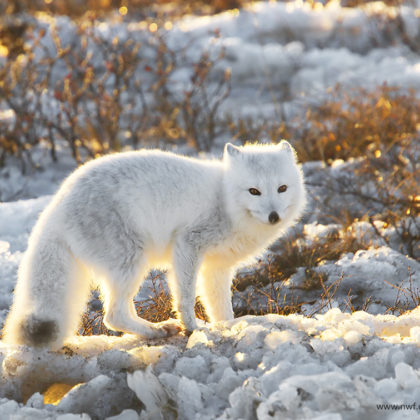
[230,227,374,318]
[384,269,420,316]
[229,85,419,164]
[294,85,419,163]
[234,229,369,292]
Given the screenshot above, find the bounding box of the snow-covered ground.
[0,1,420,418]
[175,0,420,115]
[3,311,420,419]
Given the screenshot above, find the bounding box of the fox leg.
[169,237,203,334]
[197,265,235,323]
[101,256,181,338]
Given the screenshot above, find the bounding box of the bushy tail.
[3,232,90,349]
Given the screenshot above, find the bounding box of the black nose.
[268,211,280,225]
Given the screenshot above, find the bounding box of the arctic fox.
[3,141,306,349]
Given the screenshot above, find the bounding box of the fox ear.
[224,143,241,158]
[279,140,296,159]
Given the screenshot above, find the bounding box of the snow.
[168,1,420,116]
[1,0,420,418]
[0,305,417,418]
[314,247,420,311]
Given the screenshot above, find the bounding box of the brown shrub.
[0,17,230,170]
[294,85,419,163]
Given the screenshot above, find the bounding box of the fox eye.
[249,188,261,196]
[277,185,288,193]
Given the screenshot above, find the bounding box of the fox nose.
[268,211,280,225]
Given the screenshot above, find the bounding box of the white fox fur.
[3,141,306,349]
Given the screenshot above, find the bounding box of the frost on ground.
[2,311,420,419]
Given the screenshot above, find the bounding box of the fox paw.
[182,328,194,337]
[195,318,207,328]
[182,319,207,336]
[155,319,182,337]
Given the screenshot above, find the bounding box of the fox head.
[223,141,306,228]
